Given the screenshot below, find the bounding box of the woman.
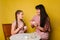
[11,10,27,35]
[30,4,51,40]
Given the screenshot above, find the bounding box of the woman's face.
[17,12,23,19]
[36,9,40,15]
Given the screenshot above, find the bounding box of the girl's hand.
[24,26,27,32]
[24,26,27,30]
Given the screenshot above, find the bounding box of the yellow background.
[0,0,60,40]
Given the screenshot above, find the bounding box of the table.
[10,33,41,40]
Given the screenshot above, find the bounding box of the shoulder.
[12,21,16,26]
[46,17,50,21]
[45,17,50,24]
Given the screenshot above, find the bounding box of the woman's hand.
[30,21,38,27]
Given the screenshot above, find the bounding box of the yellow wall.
[0,0,5,40]
[0,0,60,40]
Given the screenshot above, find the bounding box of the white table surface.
[10,33,41,40]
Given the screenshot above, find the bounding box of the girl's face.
[17,12,23,20]
[36,9,40,15]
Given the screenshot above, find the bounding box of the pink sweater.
[31,15,50,39]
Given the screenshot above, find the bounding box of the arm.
[11,22,22,35]
[30,16,45,31]
[31,20,45,31]
[36,26,46,32]
[36,18,51,32]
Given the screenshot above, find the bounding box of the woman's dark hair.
[15,10,26,28]
[35,4,48,27]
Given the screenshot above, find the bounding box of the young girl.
[11,10,27,35]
